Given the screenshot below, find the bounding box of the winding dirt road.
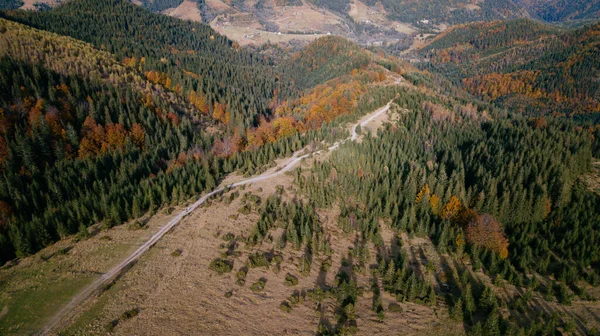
[39,100,394,335]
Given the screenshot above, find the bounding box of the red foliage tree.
[466,213,509,259]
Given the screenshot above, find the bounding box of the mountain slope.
[420,19,600,121]
[1,0,296,127]
[514,0,600,21]
[0,17,225,262]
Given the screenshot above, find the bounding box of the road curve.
[39,99,394,335]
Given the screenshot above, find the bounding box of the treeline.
[0,0,21,10]
[138,0,184,12]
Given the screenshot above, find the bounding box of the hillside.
[0,17,222,262]
[419,19,600,121]
[514,0,600,22]
[0,0,415,265]
[0,1,600,335]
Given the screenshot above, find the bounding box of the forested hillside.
[514,0,600,21]
[0,17,225,262]
[0,0,415,263]
[280,36,372,89]
[420,19,600,122]
[1,0,296,129]
[291,87,600,334]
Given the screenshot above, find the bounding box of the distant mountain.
[419,19,600,122]
[514,0,600,22]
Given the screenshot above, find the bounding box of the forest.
[290,87,599,333]
[0,1,599,333]
[420,19,600,122]
[0,3,412,263]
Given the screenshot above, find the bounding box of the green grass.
[0,274,95,334]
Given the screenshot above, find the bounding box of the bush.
[321,259,332,272]
[210,258,233,274]
[250,280,266,292]
[285,273,299,286]
[223,233,235,241]
[128,220,145,230]
[272,254,284,264]
[225,291,233,298]
[388,302,402,313]
[288,292,304,305]
[121,308,139,320]
[299,256,311,276]
[280,301,292,313]
[171,249,182,257]
[248,253,270,268]
[237,204,252,215]
[105,320,119,332]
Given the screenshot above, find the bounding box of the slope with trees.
[420,19,600,122]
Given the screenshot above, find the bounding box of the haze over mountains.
[0,0,599,335]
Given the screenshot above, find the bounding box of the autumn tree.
[466,214,509,259]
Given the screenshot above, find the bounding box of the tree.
[466,214,509,259]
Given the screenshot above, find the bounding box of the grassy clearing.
[0,273,94,334]
[0,210,179,335]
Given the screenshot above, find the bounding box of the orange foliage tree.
[465,213,509,259]
[441,196,463,220]
[130,123,146,148]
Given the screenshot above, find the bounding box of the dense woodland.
[361,0,527,25]
[514,0,600,21]
[138,0,183,12]
[420,19,600,122]
[1,0,297,129]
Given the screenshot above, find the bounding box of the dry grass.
[0,210,183,335]
[163,0,203,22]
[19,0,57,10]
[348,0,415,35]
[60,178,462,335]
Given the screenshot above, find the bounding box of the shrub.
[223,233,235,241]
[285,273,299,286]
[321,259,332,272]
[388,303,402,313]
[250,280,266,292]
[225,291,233,298]
[288,292,304,305]
[248,252,270,268]
[210,258,233,274]
[272,254,284,264]
[105,320,119,332]
[280,301,292,313]
[237,204,252,215]
[299,256,311,276]
[128,220,145,230]
[121,308,139,320]
[171,249,182,257]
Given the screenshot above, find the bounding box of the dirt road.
[39,99,394,335]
